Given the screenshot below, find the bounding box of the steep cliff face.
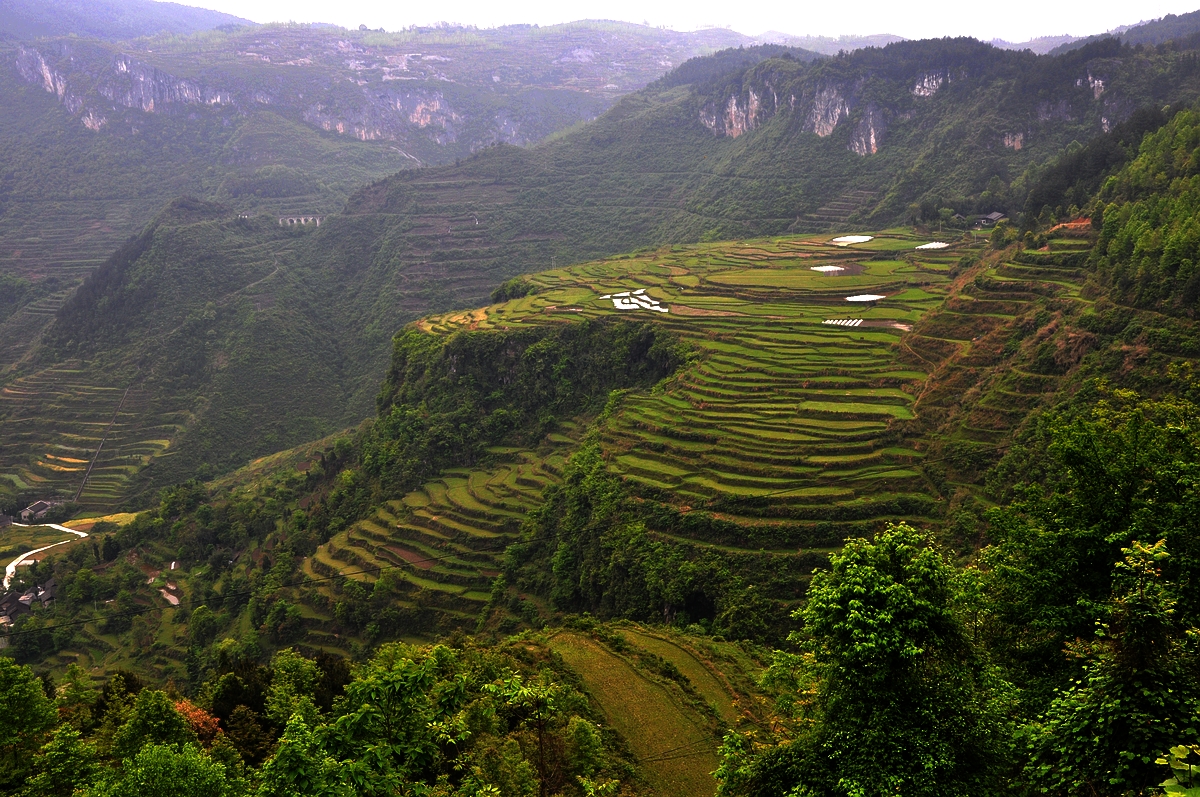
[701,86,776,137]
[101,56,233,112]
[849,103,886,155]
[693,39,1152,159]
[699,72,868,152]
[911,71,945,96]
[11,38,586,155]
[16,45,86,114]
[16,43,235,128]
[804,85,852,137]
[304,89,465,146]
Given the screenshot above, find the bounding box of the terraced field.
[302,424,581,631]
[0,365,185,509]
[907,233,1095,489]
[795,189,880,232]
[548,630,721,797]
[0,200,144,371]
[420,229,964,546]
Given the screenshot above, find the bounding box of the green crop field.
[619,626,743,724]
[302,422,582,622]
[0,366,184,509]
[548,631,722,797]
[420,230,957,537]
[0,524,84,571]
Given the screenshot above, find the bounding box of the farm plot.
[548,631,721,797]
[0,525,82,571]
[302,422,581,627]
[0,365,185,510]
[909,245,1093,488]
[419,231,964,553]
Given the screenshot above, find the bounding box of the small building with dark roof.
[19,501,53,522]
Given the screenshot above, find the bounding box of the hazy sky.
[195,0,1200,43]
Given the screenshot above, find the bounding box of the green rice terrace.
[0,364,184,510]
[422,229,958,530]
[302,422,583,637]
[298,227,1104,632]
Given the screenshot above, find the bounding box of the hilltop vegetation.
[1,621,776,797]
[0,0,248,41]
[1051,8,1200,55]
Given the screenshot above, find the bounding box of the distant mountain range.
[0,0,250,41]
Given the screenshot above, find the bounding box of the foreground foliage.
[3,640,632,797]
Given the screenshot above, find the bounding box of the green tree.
[798,523,1009,797]
[256,713,346,797]
[23,725,98,797]
[326,643,504,796]
[486,674,569,797]
[1026,540,1200,796]
[264,648,321,727]
[329,648,448,795]
[92,743,231,797]
[92,674,138,756]
[0,657,57,789]
[112,689,196,759]
[57,663,99,730]
[982,387,1200,697]
[188,605,220,646]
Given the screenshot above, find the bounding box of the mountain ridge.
[0,0,250,42]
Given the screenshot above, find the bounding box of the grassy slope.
[549,632,719,797]
[619,626,743,724]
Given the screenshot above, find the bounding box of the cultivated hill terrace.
[293,229,986,630]
[286,222,1116,640]
[422,231,948,516]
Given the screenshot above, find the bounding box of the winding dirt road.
[4,522,88,589]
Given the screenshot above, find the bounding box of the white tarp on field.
[830,235,874,246]
[846,294,886,302]
[916,241,949,250]
[599,288,669,313]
